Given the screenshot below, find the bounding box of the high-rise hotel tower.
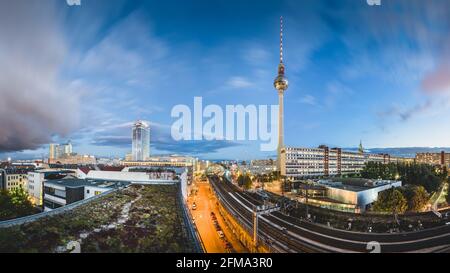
[132,120,150,161]
[274,17,289,171]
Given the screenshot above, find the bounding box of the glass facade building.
[132,120,150,161]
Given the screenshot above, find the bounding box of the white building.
[86,170,177,184]
[27,170,76,206]
[281,145,411,180]
[317,179,402,212]
[43,179,129,211]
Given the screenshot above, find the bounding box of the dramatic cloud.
[90,120,241,155]
[91,136,131,148]
[0,0,80,152]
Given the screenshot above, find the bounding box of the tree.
[446,187,450,205]
[237,174,252,190]
[361,162,444,193]
[373,188,408,216]
[401,186,429,212]
[0,187,36,221]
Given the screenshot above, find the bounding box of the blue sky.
[1,0,450,160]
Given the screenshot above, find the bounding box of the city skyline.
[0,1,449,257]
[1,0,450,161]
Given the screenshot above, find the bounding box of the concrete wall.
[327,187,358,205]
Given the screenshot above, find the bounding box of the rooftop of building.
[317,178,401,192]
[2,168,35,174]
[0,184,198,253]
[45,178,130,189]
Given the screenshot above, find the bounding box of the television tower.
[274,17,289,171]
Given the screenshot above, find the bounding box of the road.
[188,181,248,253]
[209,175,450,253]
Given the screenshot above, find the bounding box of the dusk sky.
[1,0,450,160]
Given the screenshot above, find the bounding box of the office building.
[43,179,129,211]
[281,145,413,180]
[416,151,450,167]
[49,141,73,160]
[27,170,76,206]
[132,120,150,161]
[240,159,277,175]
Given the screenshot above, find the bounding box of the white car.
[217,231,225,239]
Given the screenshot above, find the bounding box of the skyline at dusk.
[1,0,450,160]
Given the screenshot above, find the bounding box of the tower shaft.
[277,91,284,171]
[274,16,288,172]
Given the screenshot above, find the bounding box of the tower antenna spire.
[274,17,288,172]
[280,16,283,64]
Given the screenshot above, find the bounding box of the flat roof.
[45,178,130,189]
[317,178,401,192]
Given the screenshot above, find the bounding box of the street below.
[188,180,248,253]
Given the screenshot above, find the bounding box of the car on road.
[192,202,197,210]
[217,230,225,239]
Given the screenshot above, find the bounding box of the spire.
[280,16,283,64]
[358,140,364,154]
[277,16,285,76]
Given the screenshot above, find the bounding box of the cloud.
[91,136,130,148]
[377,100,433,122]
[90,120,241,155]
[298,95,317,106]
[0,1,80,152]
[421,52,450,93]
[243,47,271,66]
[153,139,242,154]
[226,76,254,89]
[334,0,447,86]
[324,81,353,108]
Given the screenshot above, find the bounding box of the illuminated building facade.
[281,145,413,180]
[132,120,150,161]
[416,151,450,167]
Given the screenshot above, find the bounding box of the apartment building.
[281,145,413,180]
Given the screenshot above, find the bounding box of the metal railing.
[177,182,206,253]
